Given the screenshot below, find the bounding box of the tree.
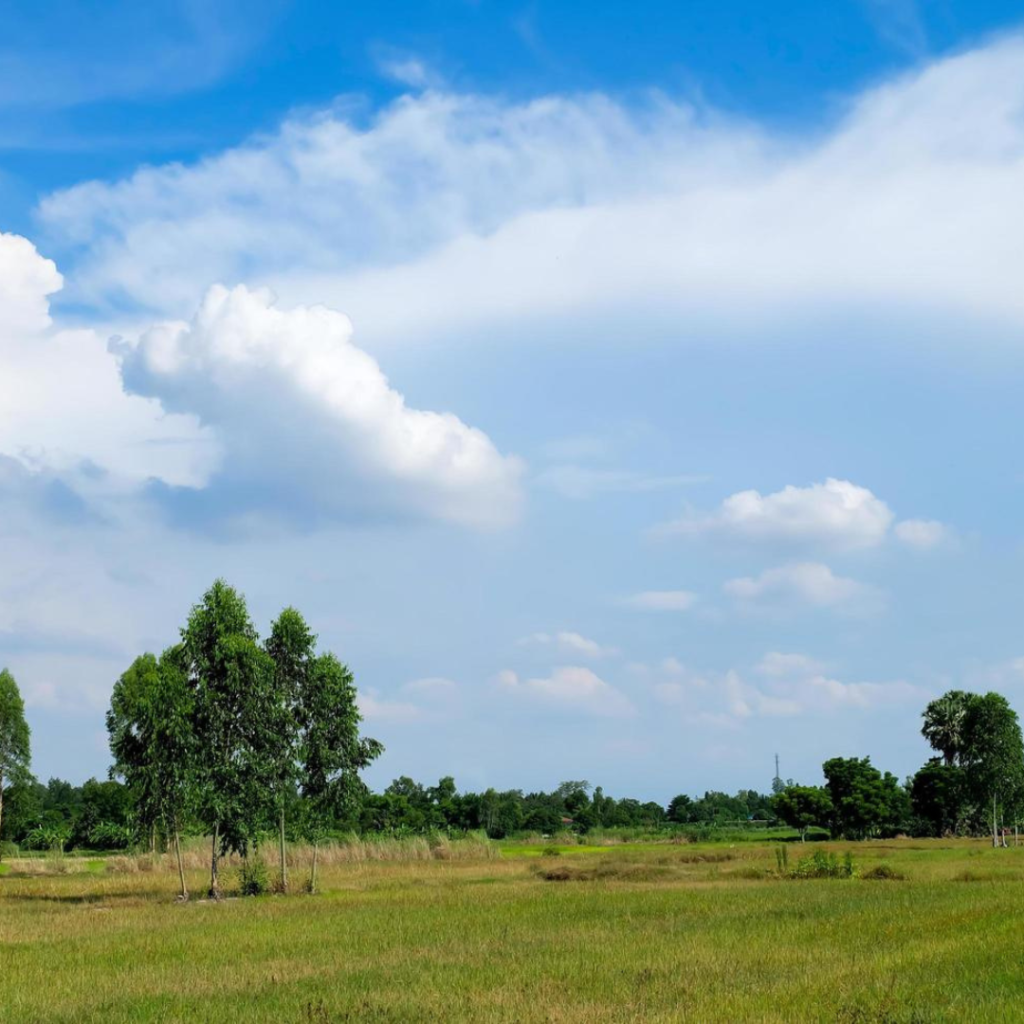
[297,652,382,892]
[822,757,909,839]
[666,794,694,824]
[961,692,1024,847]
[179,579,277,897]
[0,669,31,845]
[773,785,833,841]
[265,607,316,892]
[910,759,969,837]
[107,649,195,898]
[922,690,973,767]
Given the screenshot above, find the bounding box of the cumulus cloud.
[894,517,948,548]
[115,284,524,529]
[497,666,635,717]
[724,562,881,612]
[660,479,894,549]
[35,36,1024,348]
[623,590,697,612]
[518,631,616,658]
[0,232,212,498]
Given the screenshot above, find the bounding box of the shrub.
[790,849,855,879]
[862,864,905,881]
[238,856,269,896]
[0,841,18,863]
[775,845,789,874]
[542,846,561,857]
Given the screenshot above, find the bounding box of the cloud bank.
[36,35,1024,351]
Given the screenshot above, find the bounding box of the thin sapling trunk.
[279,804,288,892]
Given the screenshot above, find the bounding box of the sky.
[3,0,1024,802]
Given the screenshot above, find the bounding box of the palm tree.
[921,690,974,766]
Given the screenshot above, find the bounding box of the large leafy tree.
[822,757,909,839]
[961,692,1024,846]
[773,785,833,841]
[107,649,195,898]
[298,652,382,892]
[910,759,970,837]
[921,690,973,766]
[914,690,1024,842]
[180,580,278,896]
[0,669,31,844]
[265,607,316,892]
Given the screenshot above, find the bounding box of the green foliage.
[0,668,31,842]
[25,822,72,853]
[89,821,134,850]
[773,785,833,838]
[775,844,789,874]
[921,690,973,767]
[237,855,270,896]
[910,759,970,836]
[823,757,910,839]
[913,690,1024,839]
[789,849,855,879]
[0,840,17,862]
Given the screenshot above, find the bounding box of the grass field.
[2,837,1024,1022]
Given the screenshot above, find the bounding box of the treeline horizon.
[3,579,1024,895]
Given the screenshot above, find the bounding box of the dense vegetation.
[3,579,1024,891]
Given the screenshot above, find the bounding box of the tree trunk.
[311,839,319,894]
[174,826,188,901]
[209,822,220,898]
[0,772,5,849]
[150,821,157,855]
[993,793,999,849]
[279,804,288,892]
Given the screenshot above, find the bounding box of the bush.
[0,841,18,863]
[862,864,904,881]
[790,849,855,879]
[542,846,561,857]
[238,856,269,896]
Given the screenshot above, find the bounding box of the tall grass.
[104,830,498,874]
[5,837,1024,1020]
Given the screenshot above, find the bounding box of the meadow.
[2,836,1023,1022]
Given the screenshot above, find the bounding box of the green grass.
[3,838,1024,1021]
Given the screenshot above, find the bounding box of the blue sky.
[3,0,1024,800]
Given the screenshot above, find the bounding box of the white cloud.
[624,590,697,612]
[497,666,635,717]
[518,631,616,658]
[115,284,524,529]
[750,650,923,713]
[661,478,894,549]
[0,232,213,496]
[756,651,827,677]
[654,650,920,722]
[724,562,881,612]
[37,36,1024,347]
[357,688,422,722]
[895,517,948,548]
